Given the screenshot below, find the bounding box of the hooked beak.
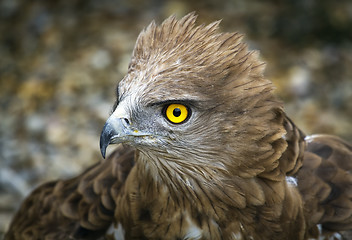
[99,115,146,158]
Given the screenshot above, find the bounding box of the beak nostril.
[124,118,130,125]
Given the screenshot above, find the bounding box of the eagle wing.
[297,134,352,238]
[5,145,135,240]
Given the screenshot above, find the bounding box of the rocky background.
[0,0,351,235]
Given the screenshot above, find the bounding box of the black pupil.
[173,108,181,117]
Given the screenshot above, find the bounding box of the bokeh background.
[0,0,351,235]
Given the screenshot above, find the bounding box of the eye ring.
[163,104,190,124]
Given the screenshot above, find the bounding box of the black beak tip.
[100,124,111,159]
[100,143,107,159]
[100,133,110,159]
[99,117,124,159]
[100,140,107,159]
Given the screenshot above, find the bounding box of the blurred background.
[0,0,351,235]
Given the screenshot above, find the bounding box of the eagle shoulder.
[297,134,352,238]
[5,145,135,240]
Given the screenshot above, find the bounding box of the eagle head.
[100,13,287,180]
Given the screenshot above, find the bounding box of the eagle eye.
[163,104,190,124]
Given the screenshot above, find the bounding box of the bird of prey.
[5,13,352,240]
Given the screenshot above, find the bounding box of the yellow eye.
[165,104,189,124]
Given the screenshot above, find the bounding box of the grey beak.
[100,116,128,159]
[100,115,149,158]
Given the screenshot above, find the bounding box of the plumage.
[5,13,352,240]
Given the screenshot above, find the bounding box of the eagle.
[5,13,352,240]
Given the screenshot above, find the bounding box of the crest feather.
[129,13,266,88]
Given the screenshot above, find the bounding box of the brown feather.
[297,135,352,238]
